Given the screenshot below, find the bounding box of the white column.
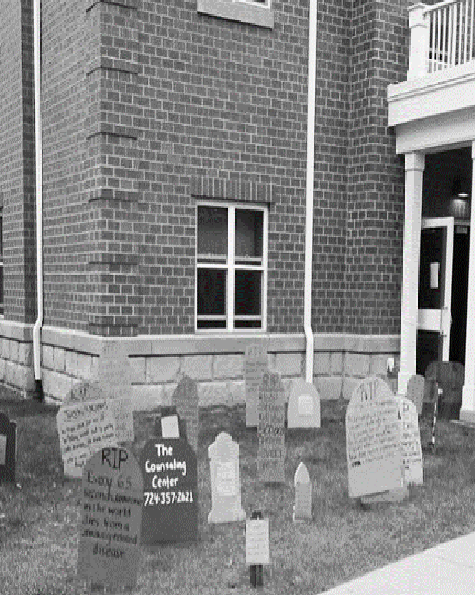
[398,152,425,395]
[408,3,429,80]
[460,141,475,422]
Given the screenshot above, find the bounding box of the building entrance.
[416,218,469,376]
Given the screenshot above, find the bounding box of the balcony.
[388,1,475,153]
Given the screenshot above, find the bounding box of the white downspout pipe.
[304,0,317,384]
[33,0,44,400]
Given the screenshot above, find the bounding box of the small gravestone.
[0,412,16,483]
[92,341,134,399]
[172,375,199,453]
[245,343,268,427]
[140,438,198,544]
[346,376,404,500]
[66,381,134,444]
[77,447,143,591]
[288,379,321,428]
[399,397,423,485]
[257,371,286,483]
[293,462,312,521]
[56,399,117,478]
[407,375,425,416]
[154,406,187,440]
[246,514,270,570]
[208,432,245,523]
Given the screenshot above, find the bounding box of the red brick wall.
[33,0,413,337]
[345,0,409,335]
[0,0,37,323]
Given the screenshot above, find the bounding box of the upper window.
[197,0,274,29]
[196,202,267,331]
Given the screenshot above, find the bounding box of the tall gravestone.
[293,462,312,521]
[287,379,321,428]
[399,397,423,485]
[0,412,16,483]
[172,376,199,453]
[257,371,286,483]
[346,376,404,500]
[77,447,143,591]
[140,438,198,544]
[407,374,424,416]
[245,343,268,427]
[208,432,246,523]
[56,399,117,478]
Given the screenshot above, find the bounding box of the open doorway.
[416,147,472,376]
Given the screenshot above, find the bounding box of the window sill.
[197,0,274,29]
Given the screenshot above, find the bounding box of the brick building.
[2,0,473,414]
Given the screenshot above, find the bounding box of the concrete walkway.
[320,531,475,594]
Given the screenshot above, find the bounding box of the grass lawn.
[1,387,475,594]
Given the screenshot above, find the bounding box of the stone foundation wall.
[0,323,400,406]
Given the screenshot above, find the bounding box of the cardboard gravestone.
[208,432,246,523]
[92,342,136,442]
[257,371,286,483]
[246,516,270,566]
[245,343,268,427]
[154,407,187,440]
[293,462,312,521]
[66,380,134,444]
[56,399,117,478]
[77,447,143,591]
[0,412,16,483]
[346,376,404,499]
[407,374,425,416]
[398,397,423,485]
[172,375,199,453]
[140,438,198,544]
[287,379,321,428]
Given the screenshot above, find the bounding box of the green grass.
[1,389,475,594]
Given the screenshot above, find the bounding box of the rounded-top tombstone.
[77,446,143,591]
[346,376,404,499]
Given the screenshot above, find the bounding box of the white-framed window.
[196,201,268,331]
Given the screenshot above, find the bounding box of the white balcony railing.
[408,0,475,79]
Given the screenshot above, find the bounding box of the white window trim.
[195,200,268,333]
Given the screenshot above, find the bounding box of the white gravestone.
[208,432,246,523]
[293,462,312,521]
[66,381,134,445]
[398,397,423,485]
[245,343,268,427]
[407,374,425,416]
[288,379,321,428]
[246,517,270,566]
[56,400,117,478]
[346,376,404,499]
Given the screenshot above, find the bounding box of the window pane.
[235,270,261,316]
[235,209,263,259]
[198,206,228,257]
[235,319,262,329]
[197,319,227,330]
[198,268,226,315]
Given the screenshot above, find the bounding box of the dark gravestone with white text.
[0,412,16,483]
[140,438,198,544]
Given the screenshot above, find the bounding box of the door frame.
[418,217,454,361]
